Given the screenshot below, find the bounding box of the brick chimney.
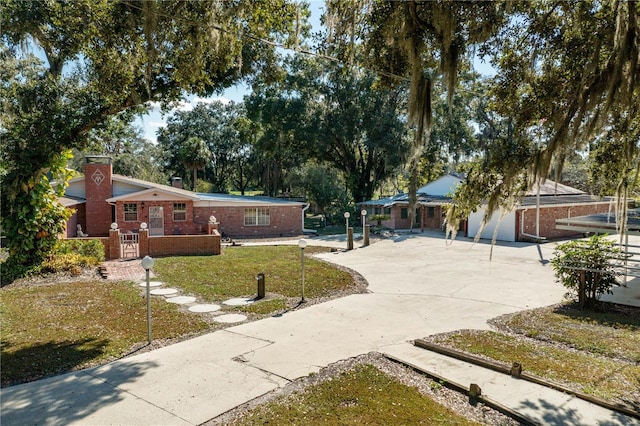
[84,156,113,236]
[171,177,183,189]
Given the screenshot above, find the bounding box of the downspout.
[520,208,547,241]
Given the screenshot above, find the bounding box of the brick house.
[62,156,306,239]
[360,174,614,242]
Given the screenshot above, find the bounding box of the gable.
[107,187,199,202]
[417,175,463,197]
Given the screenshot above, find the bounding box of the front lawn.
[1,280,210,387]
[153,245,354,303]
[0,245,358,387]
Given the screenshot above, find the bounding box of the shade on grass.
[1,280,209,387]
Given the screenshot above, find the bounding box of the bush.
[54,239,105,262]
[551,235,621,309]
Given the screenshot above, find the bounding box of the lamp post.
[361,209,367,236]
[344,212,350,236]
[141,255,154,344]
[298,239,307,303]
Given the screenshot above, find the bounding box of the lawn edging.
[413,339,640,421]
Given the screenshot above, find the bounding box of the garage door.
[467,207,516,242]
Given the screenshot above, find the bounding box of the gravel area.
[208,352,520,425]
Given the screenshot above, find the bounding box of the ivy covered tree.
[1,0,304,281]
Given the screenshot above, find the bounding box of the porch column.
[108,229,120,260]
[139,229,150,257]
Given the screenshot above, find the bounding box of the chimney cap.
[85,156,112,165]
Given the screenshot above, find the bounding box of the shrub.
[369,214,391,226]
[54,239,105,262]
[551,235,621,309]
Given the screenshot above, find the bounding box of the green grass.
[505,304,640,362]
[1,245,357,387]
[432,304,640,404]
[0,280,210,387]
[153,246,353,301]
[230,364,481,425]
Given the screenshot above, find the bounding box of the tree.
[247,56,410,202]
[325,0,506,228]
[70,114,167,184]
[158,102,251,192]
[1,0,303,278]
[287,163,348,221]
[451,0,640,232]
[551,235,621,309]
[179,137,211,191]
[245,84,310,197]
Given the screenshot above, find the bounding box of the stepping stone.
[139,281,163,288]
[150,288,178,296]
[213,314,247,324]
[166,296,196,305]
[222,297,254,306]
[188,304,221,313]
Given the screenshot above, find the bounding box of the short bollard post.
[256,273,265,299]
[363,224,370,247]
[510,362,522,377]
[347,227,354,250]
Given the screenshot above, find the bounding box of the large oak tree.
[1,0,303,280]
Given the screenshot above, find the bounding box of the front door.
[149,206,164,236]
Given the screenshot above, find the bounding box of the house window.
[384,207,391,215]
[374,207,381,215]
[244,208,270,226]
[401,208,408,219]
[427,207,435,218]
[173,203,187,221]
[124,203,138,222]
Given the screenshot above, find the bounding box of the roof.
[526,179,585,196]
[360,175,599,209]
[58,195,85,207]
[519,194,613,207]
[66,173,305,206]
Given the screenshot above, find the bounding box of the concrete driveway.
[0,232,602,425]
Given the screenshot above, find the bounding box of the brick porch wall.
[143,233,221,257]
[516,202,613,241]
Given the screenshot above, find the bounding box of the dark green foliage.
[1,0,302,278]
[551,235,621,309]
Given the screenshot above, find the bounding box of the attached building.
[360,174,614,242]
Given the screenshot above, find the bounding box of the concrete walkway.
[1,232,638,425]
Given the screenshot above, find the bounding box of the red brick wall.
[193,205,302,238]
[145,234,221,257]
[85,162,113,236]
[64,204,87,238]
[116,201,201,235]
[517,202,612,241]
